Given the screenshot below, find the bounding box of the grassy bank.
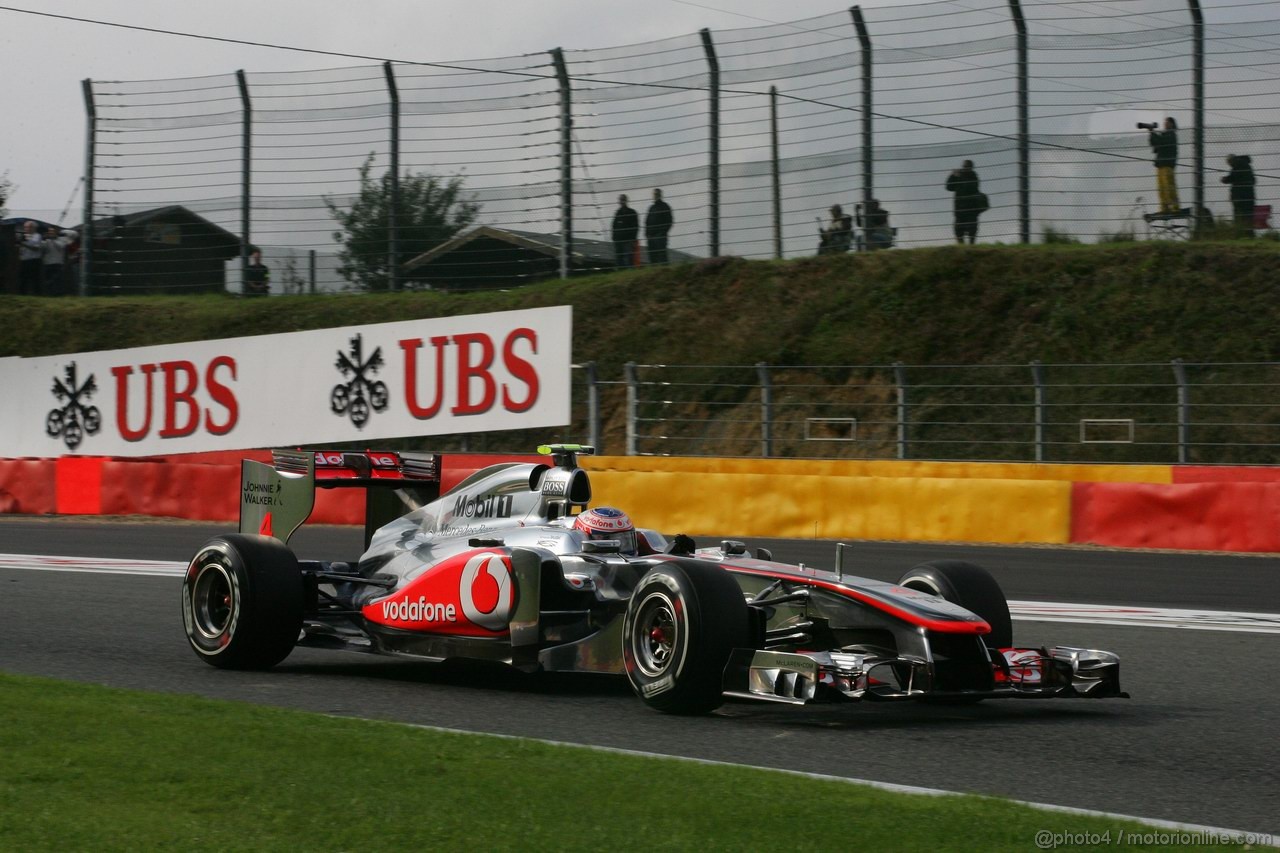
[0,672,1189,851]
[5,241,1279,460]
[4,242,1280,365]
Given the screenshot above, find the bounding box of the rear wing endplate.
[239,449,442,547]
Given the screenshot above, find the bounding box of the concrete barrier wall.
[4,451,1280,553]
[0,458,57,514]
[584,457,1278,553]
[584,456,1173,484]
[587,469,1072,544]
[0,451,538,526]
[1072,480,1280,552]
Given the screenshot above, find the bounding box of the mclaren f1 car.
[181,444,1127,714]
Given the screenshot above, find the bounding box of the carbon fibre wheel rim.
[191,562,234,639]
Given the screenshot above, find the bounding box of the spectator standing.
[945,160,985,244]
[818,204,854,254]
[18,220,42,295]
[1221,155,1256,230]
[644,188,673,265]
[856,200,893,251]
[41,227,74,295]
[1148,117,1180,214]
[611,194,639,268]
[244,249,270,296]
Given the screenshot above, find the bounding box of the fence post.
[758,362,773,458]
[384,61,400,292]
[236,70,252,294]
[770,86,782,259]
[583,361,600,452]
[700,28,721,258]
[309,249,316,294]
[1008,0,1030,244]
[1189,0,1205,232]
[1172,358,1189,463]
[850,7,873,246]
[550,48,573,280]
[1031,360,1045,462]
[625,361,639,456]
[80,79,96,296]
[894,362,908,460]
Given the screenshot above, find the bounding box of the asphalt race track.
[1,518,1277,835]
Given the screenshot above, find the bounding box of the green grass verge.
[0,672,1207,851]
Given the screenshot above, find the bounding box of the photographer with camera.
[1140,117,1180,214]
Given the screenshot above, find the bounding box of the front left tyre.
[181,534,304,670]
[898,559,1013,649]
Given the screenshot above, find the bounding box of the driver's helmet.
[573,507,637,555]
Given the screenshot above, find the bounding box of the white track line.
[1008,600,1280,635]
[3,553,1279,635]
[0,553,184,577]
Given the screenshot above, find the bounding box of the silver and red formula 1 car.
[181,444,1126,714]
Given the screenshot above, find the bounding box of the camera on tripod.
[1136,122,1159,130]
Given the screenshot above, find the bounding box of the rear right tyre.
[181,534,303,670]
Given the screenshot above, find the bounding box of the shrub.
[1041,225,1080,245]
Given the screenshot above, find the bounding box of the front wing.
[723,644,1127,705]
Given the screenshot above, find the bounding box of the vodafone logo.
[364,550,515,634]
[459,552,514,631]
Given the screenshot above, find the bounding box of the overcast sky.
[1,0,862,218]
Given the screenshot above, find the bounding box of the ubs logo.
[46,362,102,450]
[331,334,388,429]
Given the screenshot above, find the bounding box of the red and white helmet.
[573,507,637,555]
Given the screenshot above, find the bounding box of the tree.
[278,252,308,295]
[326,155,479,292]
[0,172,13,218]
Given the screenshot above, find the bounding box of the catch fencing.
[537,361,1280,464]
[75,0,1280,294]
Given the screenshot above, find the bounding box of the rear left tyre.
[181,534,304,670]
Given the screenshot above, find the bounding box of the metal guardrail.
[564,361,1280,464]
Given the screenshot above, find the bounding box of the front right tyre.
[622,561,752,715]
[181,534,304,670]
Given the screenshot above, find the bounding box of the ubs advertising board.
[0,306,571,458]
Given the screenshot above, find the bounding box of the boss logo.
[542,479,567,496]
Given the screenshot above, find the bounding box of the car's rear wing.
[239,449,442,548]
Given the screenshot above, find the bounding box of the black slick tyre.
[622,561,752,715]
[897,559,1013,649]
[181,534,304,670]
